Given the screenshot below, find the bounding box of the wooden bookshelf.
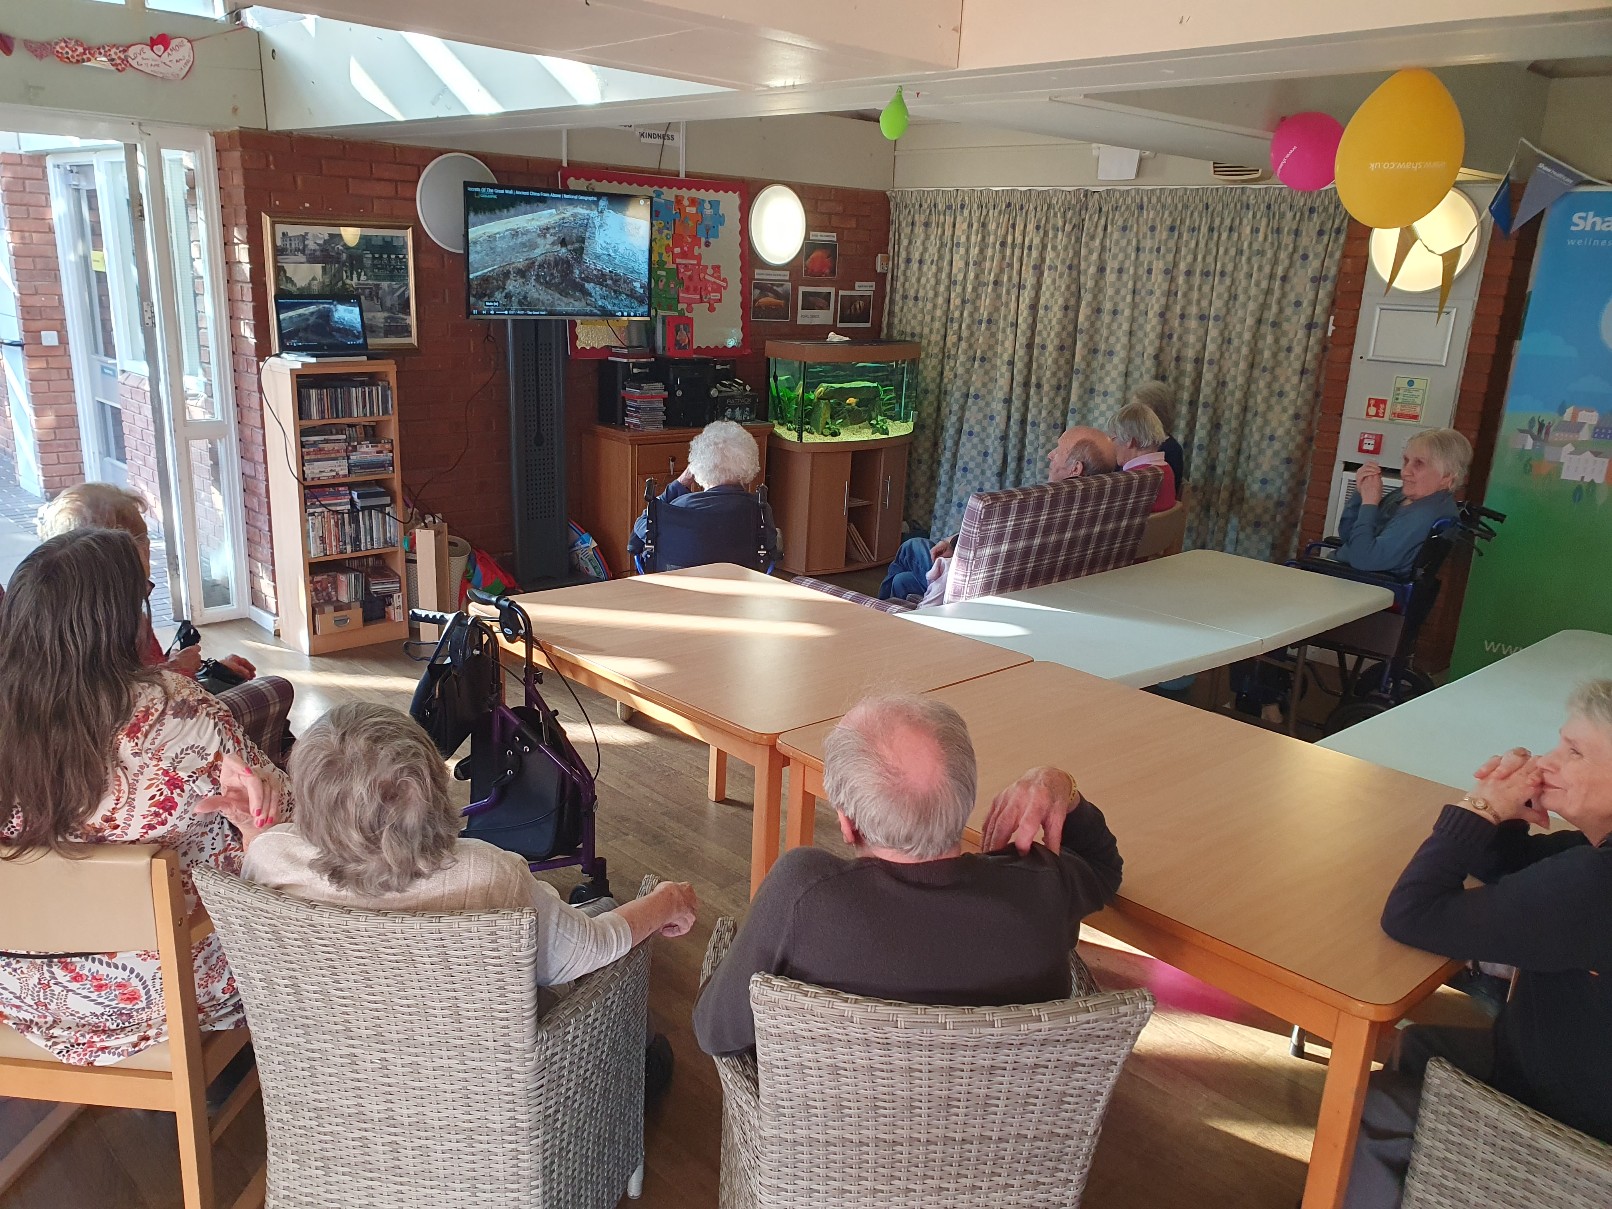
[262,357,409,655]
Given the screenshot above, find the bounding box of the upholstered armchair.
[796,467,1163,612]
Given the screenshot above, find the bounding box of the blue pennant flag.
[1489,172,1515,237]
[1513,152,1590,232]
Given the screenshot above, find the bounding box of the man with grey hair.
[694,694,1123,1056]
[878,425,1119,602]
[627,419,778,565]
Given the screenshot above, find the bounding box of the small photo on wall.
[801,239,838,280]
[836,291,873,328]
[750,280,792,323]
[798,287,835,325]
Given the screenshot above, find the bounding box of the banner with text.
[1451,187,1612,676]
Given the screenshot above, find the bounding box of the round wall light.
[750,184,806,266]
[1368,188,1482,293]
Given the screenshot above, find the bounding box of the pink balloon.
[1270,112,1344,192]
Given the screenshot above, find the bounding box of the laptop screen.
[274,296,368,355]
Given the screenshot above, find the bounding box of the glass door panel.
[187,436,236,610]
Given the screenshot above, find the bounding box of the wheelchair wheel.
[1324,699,1390,736]
[1347,662,1435,704]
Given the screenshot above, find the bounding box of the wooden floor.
[0,615,1489,1209]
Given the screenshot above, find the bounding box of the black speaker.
[507,320,570,587]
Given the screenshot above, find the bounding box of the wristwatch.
[1458,793,1499,822]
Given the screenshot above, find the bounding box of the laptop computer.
[274,295,370,361]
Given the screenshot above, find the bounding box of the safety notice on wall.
[1389,375,1428,423]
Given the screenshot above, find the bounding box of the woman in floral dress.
[0,529,289,1065]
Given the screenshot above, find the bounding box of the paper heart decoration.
[23,40,53,61]
[0,35,15,57]
[126,35,193,80]
[149,33,172,54]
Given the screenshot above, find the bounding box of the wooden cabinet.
[577,423,771,576]
[768,434,912,576]
[262,357,409,655]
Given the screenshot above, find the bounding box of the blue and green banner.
[1452,188,1612,676]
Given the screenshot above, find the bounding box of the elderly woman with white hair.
[1335,428,1471,578]
[1109,400,1177,513]
[627,419,778,567]
[216,703,698,1096]
[1131,380,1186,490]
[1343,679,1612,1206]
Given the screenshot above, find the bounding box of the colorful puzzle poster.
[564,171,750,355]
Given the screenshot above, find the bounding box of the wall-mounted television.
[464,184,652,320]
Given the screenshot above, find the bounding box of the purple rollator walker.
[409,589,610,904]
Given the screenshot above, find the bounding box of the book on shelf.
[303,487,398,558]
[299,426,393,479]
[308,559,407,624]
[297,378,394,421]
[845,522,874,564]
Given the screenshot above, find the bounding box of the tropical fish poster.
[563,170,749,355]
[1451,187,1612,675]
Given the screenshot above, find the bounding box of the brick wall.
[0,154,81,494]
[1300,216,1539,674]
[214,129,891,614]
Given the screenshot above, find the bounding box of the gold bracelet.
[1458,793,1498,822]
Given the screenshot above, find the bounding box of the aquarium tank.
[767,340,919,443]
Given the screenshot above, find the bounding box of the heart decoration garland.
[8,32,195,79]
[126,35,194,81]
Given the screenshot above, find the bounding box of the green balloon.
[880,87,909,141]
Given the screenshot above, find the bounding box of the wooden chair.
[1133,498,1187,562]
[0,844,263,1209]
[194,866,655,1209]
[1400,1058,1612,1208]
[700,918,1154,1209]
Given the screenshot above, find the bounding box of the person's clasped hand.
[981,765,1077,856]
[198,754,282,844]
[1468,747,1549,827]
[1356,462,1385,507]
[650,881,698,937]
[164,644,204,677]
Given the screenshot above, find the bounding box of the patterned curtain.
[886,189,1091,535]
[886,187,1349,560]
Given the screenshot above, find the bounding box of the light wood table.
[505,565,1028,894]
[1321,629,1612,790]
[777,662,1459,1209]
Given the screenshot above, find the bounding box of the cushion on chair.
[943,467,1162,604]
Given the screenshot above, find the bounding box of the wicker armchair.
[194,867,655,1209]
[1401,1058,1612,1208]
[700,919,1151,1209]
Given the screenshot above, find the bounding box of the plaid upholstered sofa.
[795,467,1164,613]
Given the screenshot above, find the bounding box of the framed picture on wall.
[798,287,834,325]
[264,217,418,350]
[836,291,873,328]
[750,280,792,322]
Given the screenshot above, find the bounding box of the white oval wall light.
[750,184,807,266]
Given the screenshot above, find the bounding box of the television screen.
[274,295,368,355]
[465,184,653,319]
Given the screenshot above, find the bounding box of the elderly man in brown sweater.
[694,693,1123,1056]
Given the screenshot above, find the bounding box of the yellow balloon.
[1335,69,1464,230]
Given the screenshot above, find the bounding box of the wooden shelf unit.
[262,357,409,655]
[767,432,910,576]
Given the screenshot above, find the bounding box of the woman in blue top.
[1336,428,1471,577]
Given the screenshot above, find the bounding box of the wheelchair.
[1289,500,1505,735]
[633,477,777,575]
